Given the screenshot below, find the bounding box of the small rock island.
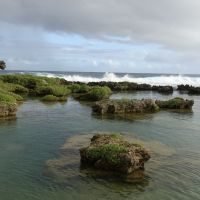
[92,98,194,114]
[79,134,150,174]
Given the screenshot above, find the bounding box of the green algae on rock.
[76,86,112,101]
[155,97,194,109]
[79,134,150,174]
[0,92,19,118]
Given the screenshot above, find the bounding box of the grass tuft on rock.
[89,86,111,101]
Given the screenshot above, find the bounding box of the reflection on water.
[0,92,200,200]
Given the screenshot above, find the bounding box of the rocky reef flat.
[0,74,195,119]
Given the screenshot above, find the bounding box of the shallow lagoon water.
[0,91,200,200]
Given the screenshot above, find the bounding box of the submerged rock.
[0,103,17,117]
[155,97,194,109]
[79,134,150,174]
[92,99,159,114]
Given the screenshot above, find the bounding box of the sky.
[0,0,200,73]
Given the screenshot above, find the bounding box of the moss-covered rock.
[155,97,194,109]
[80,134,150,174]
[76,86,112,101]
[36,85,71,97]
[0,93,18,117]
[93,99,159,114]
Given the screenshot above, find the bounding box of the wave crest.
[34,72,200,87]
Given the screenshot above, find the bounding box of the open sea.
[0,71,200,200]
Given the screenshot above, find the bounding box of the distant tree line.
[0,60,6,70]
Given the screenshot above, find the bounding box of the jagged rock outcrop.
[152,85,173,93]
[0,103,17,117]
[79,134,150,174]
[177,85,200,94]
[87,81,152,91]
[92,99,159,114]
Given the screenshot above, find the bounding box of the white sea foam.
[34,72,200,87]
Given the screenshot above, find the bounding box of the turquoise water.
[0,91,200,200]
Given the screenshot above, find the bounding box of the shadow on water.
[92,112,154,122]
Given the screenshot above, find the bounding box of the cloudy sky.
[0,0,200,73]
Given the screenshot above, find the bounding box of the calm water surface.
[0,91,200,200]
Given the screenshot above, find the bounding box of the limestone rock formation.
[0,103,17,117]
[80,134,150,174]
[92,99,159,114]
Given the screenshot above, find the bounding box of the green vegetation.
[0,88,23,102]
[88,86,111,101]
[0,93,16,104]
[86,144,126,165]
[77,86,112,101]
[36,85,70,97]
[0,75,112,102]
[167,97,186,108]
[0,81,28,94]
[156,97,194,109]
[0,74,71,101]
[69,84,90,93]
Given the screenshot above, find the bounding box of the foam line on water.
[34,72,200,87]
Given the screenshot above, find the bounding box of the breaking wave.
[34,72,200,87]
